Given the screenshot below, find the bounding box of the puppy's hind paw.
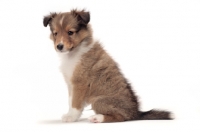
[88,114,104,123]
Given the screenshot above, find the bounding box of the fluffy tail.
[138,109,173,120]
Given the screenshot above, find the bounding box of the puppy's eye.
[53,32,57,36]
[68,31,74,35]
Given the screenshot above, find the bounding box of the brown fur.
[43,9,173,122]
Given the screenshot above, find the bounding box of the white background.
[0,0,200,131]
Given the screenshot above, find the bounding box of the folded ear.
[43,13,57,27]
[71,9,90,26]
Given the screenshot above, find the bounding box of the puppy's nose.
[57,44,63,50]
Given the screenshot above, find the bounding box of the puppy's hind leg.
[89,97,129,123]
[88,113,124,123]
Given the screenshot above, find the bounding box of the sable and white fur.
[43,9,173,123]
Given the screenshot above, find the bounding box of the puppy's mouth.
[56,46,74,54]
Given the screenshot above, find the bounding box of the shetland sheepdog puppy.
[43,9,173,123]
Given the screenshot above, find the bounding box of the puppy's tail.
[138,109,173,120]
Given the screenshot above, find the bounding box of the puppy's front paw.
[62,114,77,122]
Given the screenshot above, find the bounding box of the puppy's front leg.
[62,85,84,122]
[62,97,83,122]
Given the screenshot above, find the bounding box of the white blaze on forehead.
[59,15,65,26]
[60,36,63,44]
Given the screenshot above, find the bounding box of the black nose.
[57,44,63,50]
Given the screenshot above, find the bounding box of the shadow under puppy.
[43,9,173,123]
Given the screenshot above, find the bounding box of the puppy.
[43,9,173,123]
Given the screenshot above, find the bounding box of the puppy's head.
[43,9,92,53]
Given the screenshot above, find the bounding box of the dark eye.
[68,31,74,35]
[53,32,57,36]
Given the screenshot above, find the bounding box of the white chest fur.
[58,41,94,85]
[59,52,80,83]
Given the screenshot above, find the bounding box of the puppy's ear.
[71,9,90,26]
[43,13,57,27]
